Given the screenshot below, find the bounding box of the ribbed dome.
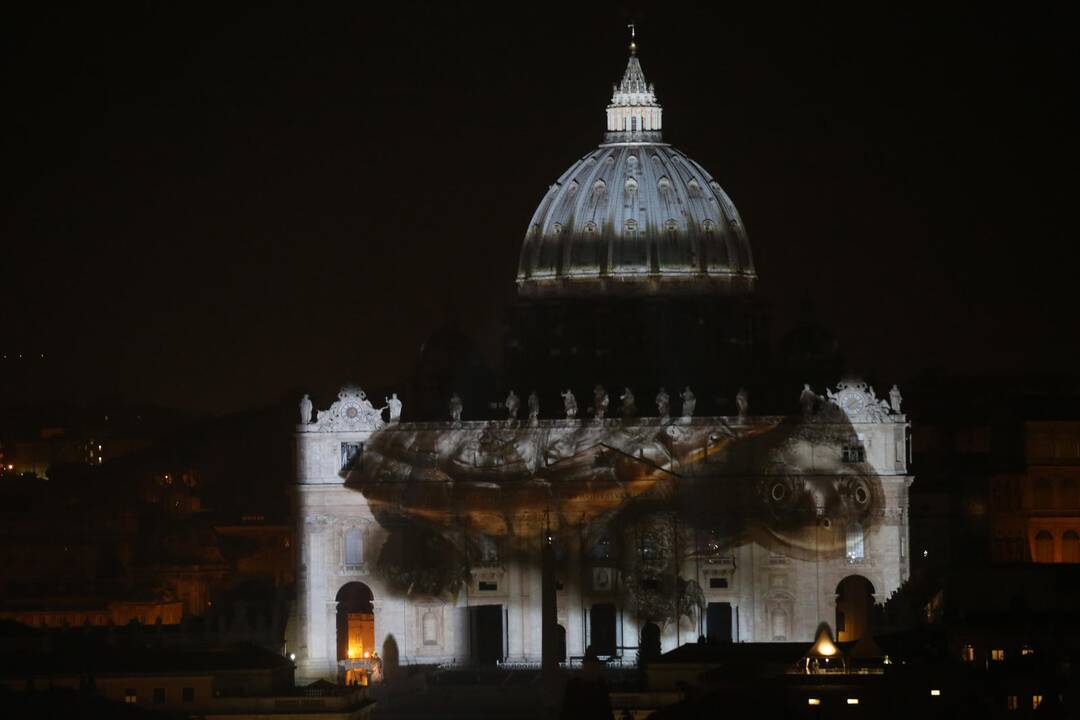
[516,49,756,298]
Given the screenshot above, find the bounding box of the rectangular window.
[124,689,137,704]
[341,442,363,471]
[182,687,195,703]
[153,688,165,704]
[478,581,498,592]
[962,644,975,662]
[709,577,728,589]
[1032,695,1043,709]
[991,648,1005,661]
[344,528,364,567]
[1007,695,1018,710]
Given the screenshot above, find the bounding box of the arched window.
[1034,530,1054,563]
[846,522,865,563]
[1063,531,1080,563]
[344,528,364,567]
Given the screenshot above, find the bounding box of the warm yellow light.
[364,651,370,658]
[814,637,838,657]
[807,698,821,706]
[847,698,859,705]
[930,689,941,696]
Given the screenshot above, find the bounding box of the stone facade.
[294,383,912,682]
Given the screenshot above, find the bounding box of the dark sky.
[4,3,1077,415]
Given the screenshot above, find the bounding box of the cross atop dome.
[606,30,662,141]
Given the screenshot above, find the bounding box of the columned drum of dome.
[516,48,756,298]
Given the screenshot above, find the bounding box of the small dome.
[516,50,756,298]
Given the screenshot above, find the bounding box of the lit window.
[124,689,137,704]
[1007,695,1018,710]
[1032,695,1043,709]
[1021,645,1035,656]
[847,698,859,705]
[930,689,941,697]
[991,648,1005,661]
[962,644,976,662]
[807,698,821,706]
[846,522,865,563]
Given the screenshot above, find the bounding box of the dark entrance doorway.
[590,603,617,657]
[706,602,733,643]
[469,604,504,664]
[835,575,875,643]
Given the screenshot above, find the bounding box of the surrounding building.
[293,42,913,684]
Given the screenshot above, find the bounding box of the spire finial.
[627,23,636,55]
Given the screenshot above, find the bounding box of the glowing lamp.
[930,689,941,697]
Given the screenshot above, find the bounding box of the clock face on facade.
[345,405,360,419]
[839,391,865,417]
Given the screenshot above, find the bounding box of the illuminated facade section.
[293,383,912,682]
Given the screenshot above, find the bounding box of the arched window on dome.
[567,180,579,195]
[624,218,638,233]
[657,177,674,205]
[1034,530,1054,563]
[550,222,562,236]
[703,220,728,268]
[624,177,638,199]
[687,178,703,199]
[590,180,607,204]
[1063,531,1080,563]
[584,221,597,234]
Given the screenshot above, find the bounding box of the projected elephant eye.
[854,484,869,504]
[770,483,787,502]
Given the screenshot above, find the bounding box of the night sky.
[4,3,1077,415]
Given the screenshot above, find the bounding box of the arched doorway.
[835,576,875,643]
[336,582,374,662]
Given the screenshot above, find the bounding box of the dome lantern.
[605,40,662,142]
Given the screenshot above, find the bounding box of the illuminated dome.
[516,45,756,297]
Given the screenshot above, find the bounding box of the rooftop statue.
[736,388,749,420]
[680,386,696,418]
[620,387,636,419]
[385,393,402,424]
[561,389,578,419]
[593,385,610,420]
[528,391,540,426]
[889,385,903,414]
[449,394,463,422]
[800,384,817,418]
[656,387,670,419]
[506,390,521,420]
[299,393,313,425]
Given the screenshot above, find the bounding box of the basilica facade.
[293,44,912,683]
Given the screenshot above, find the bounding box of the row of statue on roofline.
[443,386,721,424]
[300,382,903,426]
